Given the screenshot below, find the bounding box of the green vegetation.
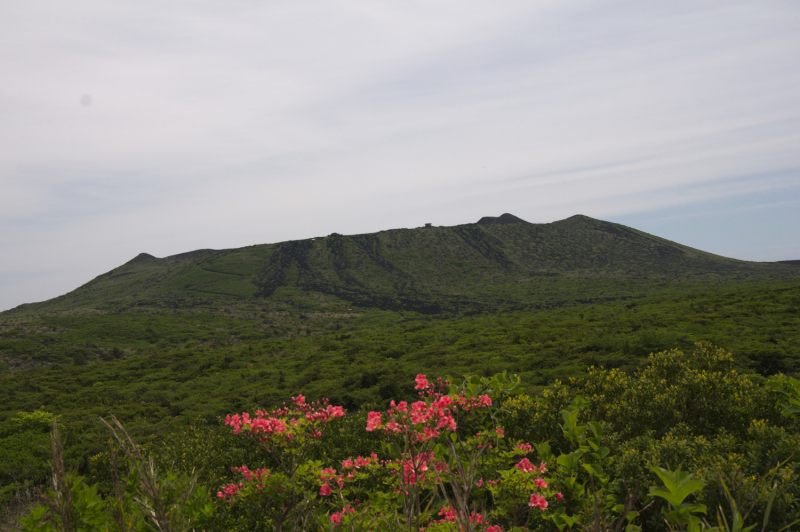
[1,214,799,530]
[1,281,799,529]
[7,215,799,317]
[14,350,800,531]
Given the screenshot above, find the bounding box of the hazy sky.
[1,1,799,312]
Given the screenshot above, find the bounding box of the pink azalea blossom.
[529,493,548,509]
[515,458,537,473]
[366,411,382,431]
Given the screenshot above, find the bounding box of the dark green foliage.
[0,410,53,508]
[4,347,800,531]
[503,349,800,531]
[1,215,800,529]
[5,215,798,319]
[1,282,799,497]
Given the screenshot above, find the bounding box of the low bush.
[19,346,800,531]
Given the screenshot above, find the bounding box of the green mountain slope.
[8,214,799,316]
[1,214,799,512]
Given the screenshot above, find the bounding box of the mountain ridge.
[5,214,799,316]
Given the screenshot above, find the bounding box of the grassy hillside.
[2,214,800,529]
[1,278,798,521]
[2,278,798,423]
[7,214,798,318]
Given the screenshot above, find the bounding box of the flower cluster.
[225,395,345,443]
[431,505,486,525]
[429,506,504,531]
[366,375,492,443]
[514,458,546,474]
[366,399,457,442]
[515,451,555,511]
[401,451,433,486]
[318,454,384,497]
[341,454,378,470]
[221,395,346,516]
[529,493,547,510]
[329,505,356,526]
[217,483,240,500]
[217,465,270,501]
[319,467,344,496]
[215,372,582,531]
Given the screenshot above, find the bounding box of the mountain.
[6,214,799,316]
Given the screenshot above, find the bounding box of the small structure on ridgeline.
[476,213,528,225]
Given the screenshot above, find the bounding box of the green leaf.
[582,463,604,477]
[551,513,575,531]
[649,466,704,507]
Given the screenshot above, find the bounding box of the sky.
[1,1,799,312]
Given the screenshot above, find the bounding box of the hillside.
[6,214,798,317]
[2,214,799,530]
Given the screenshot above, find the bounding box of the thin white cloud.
[1,0,799,310]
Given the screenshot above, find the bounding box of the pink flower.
[326,405,345,418]
[516,443,533,452]
[556,492,564,501]
[415,374,431,390]
[436,415,457,432]
[469,512,485,524]
[385,420,401,432]
[320,484,332,496]
[390,400,408,413]
[421,426,440,441]
[402,452,433,485]
[410,401,430,424]
[232,465,253,482]
[486,526,503,532]
[515,458,536,473]
[353,456,372,468]
[217,483,241,499]
[330,512,342,525]
[366,411,382,431]
[249,417,287,435]
[433,395,453,408]
[225,414,243,433]
[535,478,548,488]
[437,506,457,523]
[529,493,548,509]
